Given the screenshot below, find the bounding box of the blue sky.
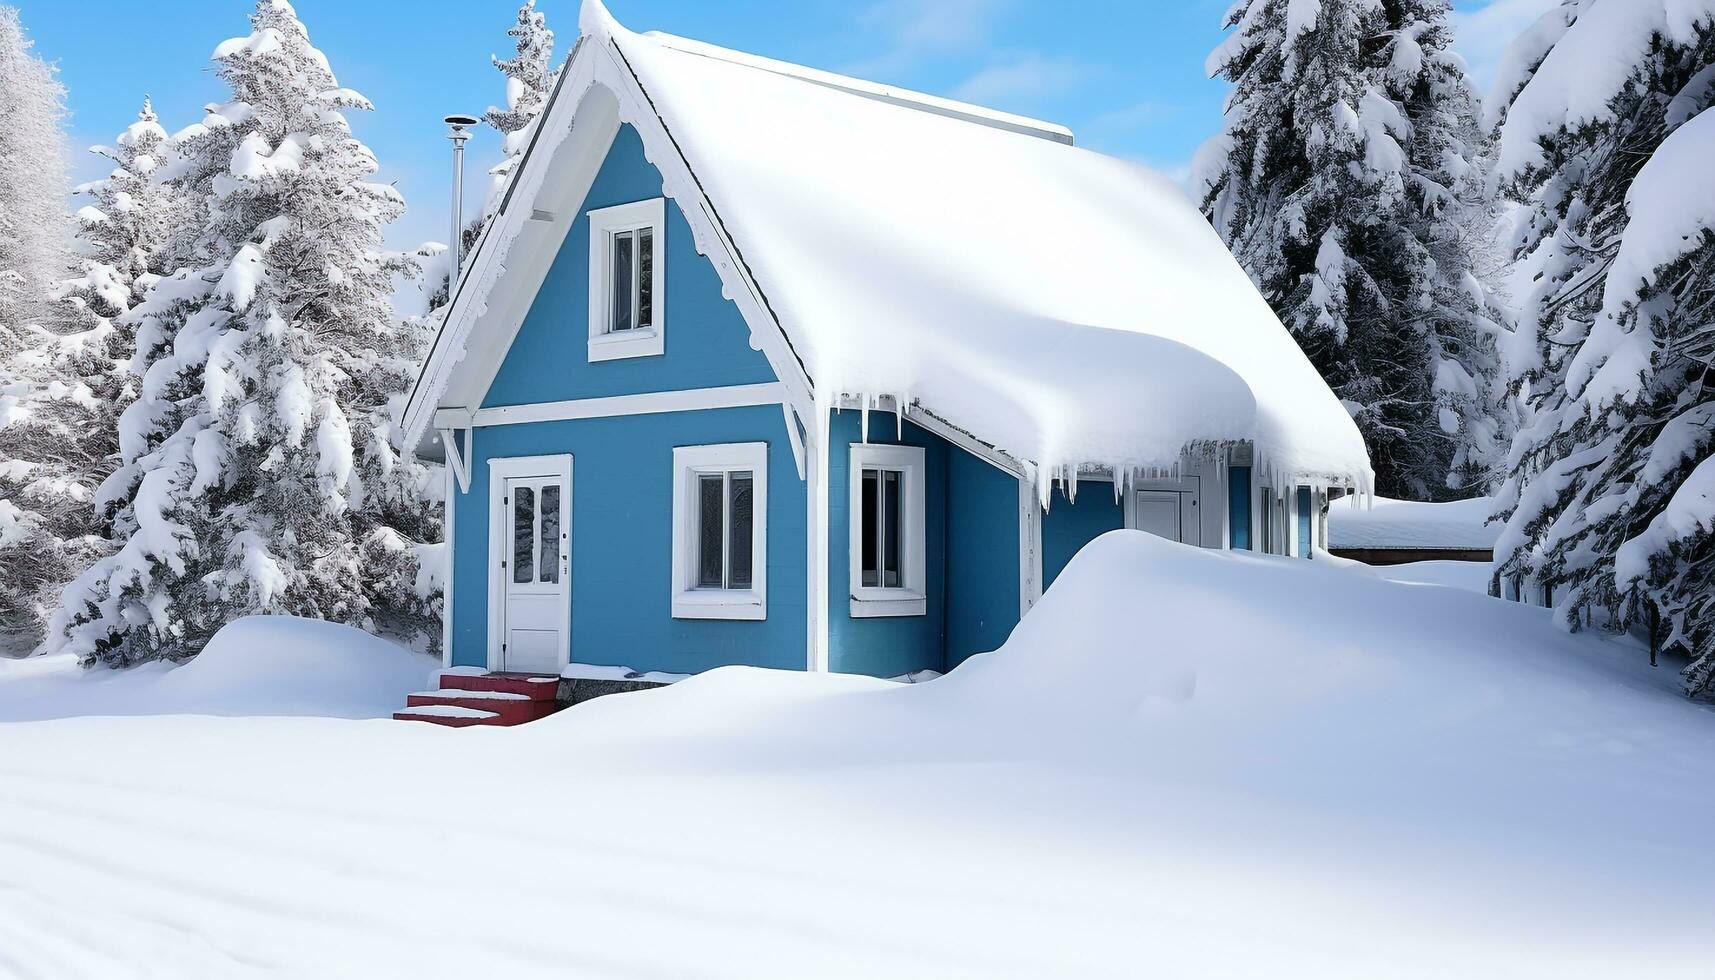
[16,0,1555,253]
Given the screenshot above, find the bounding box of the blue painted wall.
[826,410,947,678]
[450,120,1028,679]
[1297,486,1313,559]
[944,448,1021,668]
[451,408,807,674]
[1228,465,1251,550]
[452,124,802,674]
[1042,481,1125,589]
[823,410,1025,677]
[483,124,776,407]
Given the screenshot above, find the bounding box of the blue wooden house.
[400,2,1372,687]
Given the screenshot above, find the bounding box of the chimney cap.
[444,113,480,128]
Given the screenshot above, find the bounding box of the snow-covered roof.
[406,1,1371,495]
[1328,496,1500,552]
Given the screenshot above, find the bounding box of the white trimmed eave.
[402,31,818,464]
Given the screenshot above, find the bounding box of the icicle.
[895,391,906,441]
[860,394,870,445]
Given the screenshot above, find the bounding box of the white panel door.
[1134,491,1181,543]
[501,473,569,673]
[1134,489,1201,546]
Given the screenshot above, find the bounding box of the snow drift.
[2,537,1710,977]
[0,616,434,721]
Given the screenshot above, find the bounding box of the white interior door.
[499,470,569,673]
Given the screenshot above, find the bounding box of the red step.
[393,672,565,728]
[392,704,505,728]
[405,691,559,725]
[438,672,561,700]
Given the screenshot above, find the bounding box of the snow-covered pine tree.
[1382,0,1516,494]
[1488,0,1715,695]
[482,0,557,217]
[1198,0,1509,499]
[48,0,442,665]
[0,4,93,653]
[59,100,179,531]
[0,5,70,334]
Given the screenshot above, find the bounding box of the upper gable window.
[587,198,665,362]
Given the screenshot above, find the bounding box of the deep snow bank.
[0,616,433,721]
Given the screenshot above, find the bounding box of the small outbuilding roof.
[406,1,1372,497]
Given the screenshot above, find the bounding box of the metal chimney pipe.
[444,114,480,278]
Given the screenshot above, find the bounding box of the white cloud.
[849,0,1007,77]
[1449,0,1562,91]
[951,54,1095,105]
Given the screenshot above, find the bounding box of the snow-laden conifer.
[57,100,181,528]
[482,0,557,217]
[1488,0,1715,695]
[49,0,442,664]
[1198,0,1510,498]
[0,4,94,652]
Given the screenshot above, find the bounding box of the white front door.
[489,455,572,674]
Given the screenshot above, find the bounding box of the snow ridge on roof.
[640,31,1076,146]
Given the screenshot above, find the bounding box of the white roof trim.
[403,31,817,455]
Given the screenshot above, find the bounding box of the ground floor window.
[849,443,927,617]
[672,442,768,620]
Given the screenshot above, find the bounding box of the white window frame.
[587,198,666,362]
[671,442,768,620]
[848,443,927,618]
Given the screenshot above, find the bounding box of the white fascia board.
[591,37,817,427]
[473,382,785,428]
[402,38,597,451]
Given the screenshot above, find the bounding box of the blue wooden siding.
[824,410,1025,677]
[483,124,776,408]
[1297,486,1312,558]
[451,408,807,674]
[448,120,1030,679]
[1228,465,1251,550]
[1041,481,1125,589]
[944,448,1022,669]
[826,410,947,677]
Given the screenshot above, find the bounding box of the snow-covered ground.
[1329,494,1499,550]
[0,616,436,722]
[1367,557,1495,593]
[2,532,1710,978]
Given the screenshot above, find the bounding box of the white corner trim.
[846,442,927,618]
[473,382,785,428]
[1018,476,1042,615]
[806,413,828,672]
[670,442,769,621]
[587,197,666,362]
[441,462,456,668]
